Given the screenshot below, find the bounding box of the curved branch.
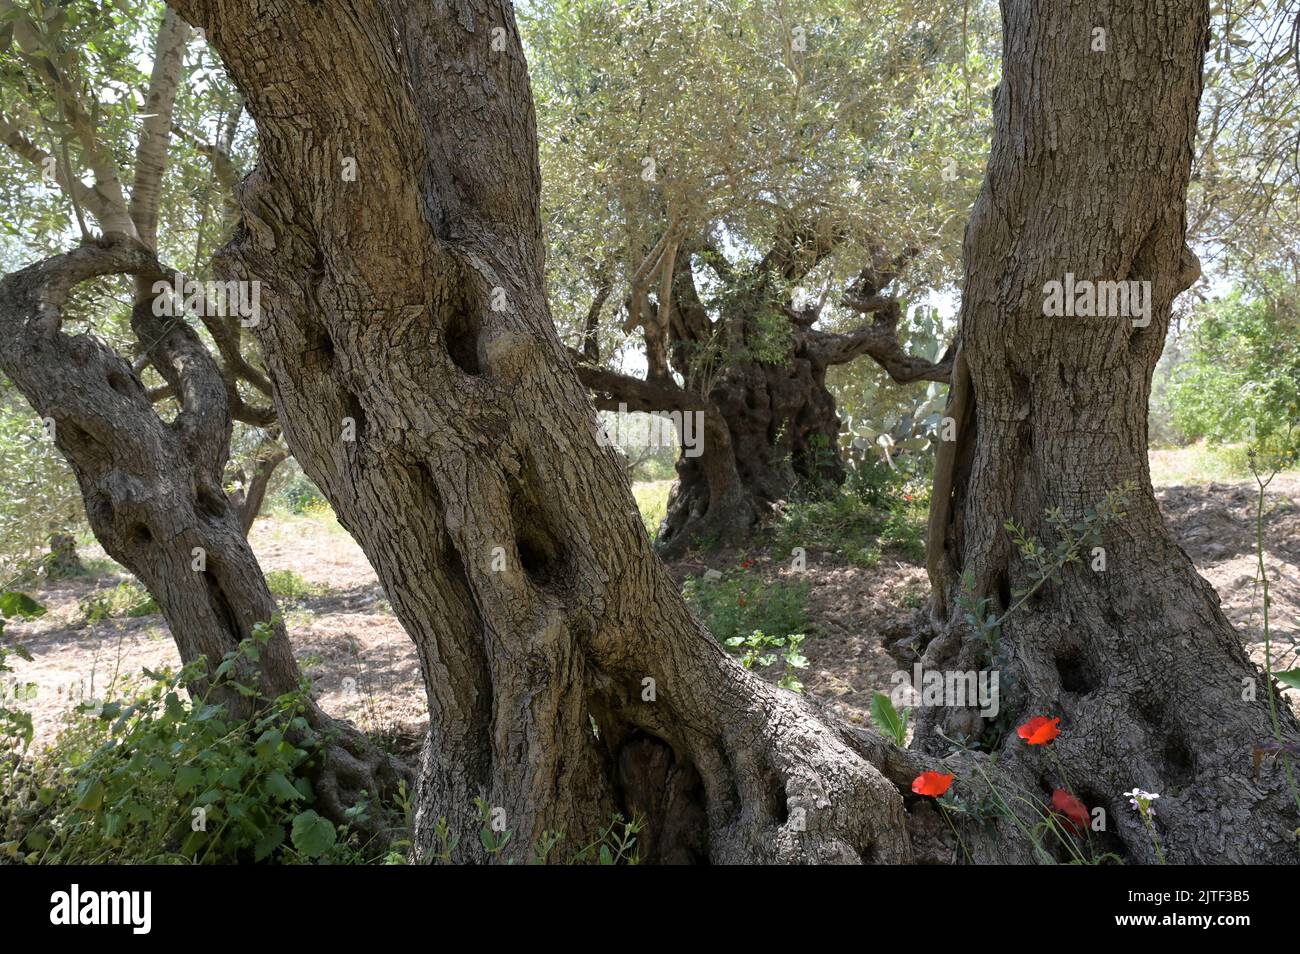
[807,293,954,383]
[230,432,289,534]
[0,114,126,232]
[4,3,137,236]
[197,310,274,396]
[580,269,612,362]
[669,251,716,385]
[566,349,705,414]
[170,122,243,199]
[758,217,844,284]
[227,390,278,427]
[0,237,234,466]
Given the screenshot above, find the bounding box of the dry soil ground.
[6,468,1299,749]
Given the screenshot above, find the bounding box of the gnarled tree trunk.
[0,241,406,827]
[173,0,916,863]
[579,248,951,558]
[923,0,1300,863]
[0,3,403,832]
[661,344,847,556]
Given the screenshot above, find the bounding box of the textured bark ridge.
[924,0,1300,863]
[0,240,406,831]
[172,0,914,862]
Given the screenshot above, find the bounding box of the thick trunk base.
[657,357,842,558]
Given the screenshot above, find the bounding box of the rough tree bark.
[172,0,1296,864]
[172,0,916,863]
[0,241,406,826]
[0,8,404,829]
[576,235,952,559]
[923,0,1300,863]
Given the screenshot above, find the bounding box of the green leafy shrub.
[1,623,369,864]
[682,565,809,647]
[1164,279,1300,469]
[4,604,644,866]
[771,454,931,564]
[271,462,331,515]
[632,480,673,539]
[683,565,811,690]
[0,394,86,577]
[265,569,325,600]
[772,489,883,556]
[1,590,44,778]
[78,580,158,621]
[879,494,929,563]
[724,630,809,692]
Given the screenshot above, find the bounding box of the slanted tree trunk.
[0,242,406,826]
[0,6,404,831]
[923,0,1300,863]
[174,0,915,863]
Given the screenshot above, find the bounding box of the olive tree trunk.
[660,347,849,556]
[579,263,950,559]
[924,0,1300,863]
[0,242,406,825]
[171,0,915,863]
[0,5,405,837]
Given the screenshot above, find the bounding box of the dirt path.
[1157,476,1300,690]
[6,476,1298,748]
[6,515,425,747]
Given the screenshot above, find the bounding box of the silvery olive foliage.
[0,0,274,567]
[524,0,998,367]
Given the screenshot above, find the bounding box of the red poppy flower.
[1017,715,1061,745]
[740,560,754,570]
[911,771,954,797]
[1051,788,1089,834]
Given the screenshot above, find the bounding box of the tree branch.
[0,114,124,231]
[170,122,243,198]
[757,216,844,284]
[131,8,192,248]
[229,431,288,534]
[2,0,138,236]
[566,349,705,414]
[0,237,238,470]
[580,267,612,362]
[808,294,953,383]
